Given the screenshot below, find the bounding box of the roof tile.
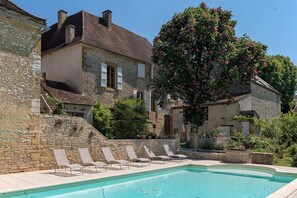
[42,10,152,63]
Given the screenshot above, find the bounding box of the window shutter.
[138,63,145,78]
[117,67,123,90]
[150,64,154,79]
[101,63,107,87]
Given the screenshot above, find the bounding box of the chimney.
[65,25,76,44]
[58,10,67,29]
[102,10,112,28]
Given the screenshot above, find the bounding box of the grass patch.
[274,154,292,167]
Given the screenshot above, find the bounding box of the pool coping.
[0,160,297,198]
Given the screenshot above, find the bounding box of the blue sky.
[13,0,297,65]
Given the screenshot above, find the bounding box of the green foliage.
[277,111,297,146]
[274,153,292,167]
[227,132,273,152]
[233,115,255,123]
[292,154,297,167]
[112,98,149,139]
[93,101,113,137]
[254,111,297,147]
[47,96,66,115]
[253,118,281,139]
[230,111,297,167]
[152,3,267,126]
[286,144,297,157]
[259,55,297,113]
[198,138,225,150]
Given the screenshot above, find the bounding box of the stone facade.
[0,10,44,174]
[82,45,152,105]
[251,82,281,119]
[171,79,281,142]
[0,14,41,112]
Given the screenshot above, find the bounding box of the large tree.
[152,3,267,126]
[259,55,297,113]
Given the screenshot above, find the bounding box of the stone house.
[171,76,281,140]
[0,0,46,173]
[41,10,161,131]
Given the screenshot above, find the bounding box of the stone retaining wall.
[225,150,252,163]
[251,152,274,165]
[180,150,225,161]
[180,149,273,165]
[0,114,178,174]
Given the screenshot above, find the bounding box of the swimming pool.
[2,165,296,198]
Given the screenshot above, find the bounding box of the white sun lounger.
[125,145,151,166]
[102,147,129,169]
[53,149,84,175]
[163,144,187,162]
[78,148,107,172]
[144,145,171,163]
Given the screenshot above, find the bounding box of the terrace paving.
[0,160,296,198]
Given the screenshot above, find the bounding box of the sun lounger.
[125,145,151,166]
[144,145,171,163]
[78,148,107,172]
[53,149,84,175]
[102,147,129,169]
[163,144,187,162]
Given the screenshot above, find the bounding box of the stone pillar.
[190,127,199,149]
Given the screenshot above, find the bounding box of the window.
[138,63,145,78]
[101,63,123,90]
[107,65,116,89]
[137,91,144,100]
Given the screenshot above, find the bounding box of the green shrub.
[291,154,297,167]
[112,98,149,139]
[52,101,65,115]
[286,144,297,157]
[93,101,113,137]
[199,138,225,150]
[227,132,273,152]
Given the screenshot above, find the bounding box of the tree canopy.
[152,3,267,126]
[259,55,297,113]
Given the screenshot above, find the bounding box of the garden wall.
[251,152,274,165]
[180,149,273,165]
[0,115,178,174]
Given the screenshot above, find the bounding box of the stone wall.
[0,114,178,174]
[180,149,273,165]
[251,152,274,165]
[225,149,252,163]
[0,14,41,112]
[0,14,42,174]
[23,115,178,173]
[251,82,281,119]
[180,150,226,161]
[82,45,151,105]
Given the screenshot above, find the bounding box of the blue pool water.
[3,165,296,198]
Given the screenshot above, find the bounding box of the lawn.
[274,154,292,167]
